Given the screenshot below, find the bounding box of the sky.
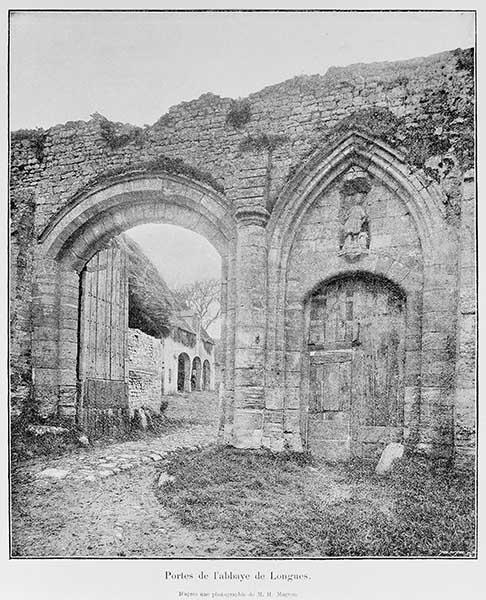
[127,223,221,336]
[127,223,221,289]
[9,11,475,338]
[10,11,474,131]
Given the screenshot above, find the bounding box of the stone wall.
[10,49,473,237]
[453,169,476,467]
[9,48,475,466]
[10,188,35,419]
[127,328,164,415]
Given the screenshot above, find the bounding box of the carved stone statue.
[339,167,371,259]
[342,203,367,250]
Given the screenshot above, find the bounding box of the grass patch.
[10,415,83,464]
[154,447,476,557]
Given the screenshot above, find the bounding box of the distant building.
[74,233,215,437]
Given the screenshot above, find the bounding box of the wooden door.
[308,350,352,459]
[306,276,406,460]
[77,244,129,437]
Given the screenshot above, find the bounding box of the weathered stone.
[38,468,70,480]
[9,47,476,467]
[375,443,405,475]
[26,425,69,436]
[157,472,175,486]
[139,409,148,431]
[98,470,113,478]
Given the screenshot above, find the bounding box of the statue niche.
[338,167,371,260]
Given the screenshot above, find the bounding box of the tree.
[172,278,221,332]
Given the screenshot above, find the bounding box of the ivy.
[290,72,474,189]
[239,131,289,153]
[71,154,224,201]
[341,177,371,196]
[403,82,474,174]
[11,128,47,163]
[453,47,474,77]
[325,107,403,149]
[10,189,36,421]
[92,113,146,150]
[226,98,251,129]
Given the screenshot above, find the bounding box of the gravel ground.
[11,461,235,558]
[10,391,235,558]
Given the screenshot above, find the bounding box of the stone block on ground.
[375,442,404,475]
[38,468,70,480]
[158,472,175,487]
[27,424,69,436]
[139,408,148,430]
[98,470,113,478]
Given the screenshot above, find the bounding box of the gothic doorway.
[306,274,406,460]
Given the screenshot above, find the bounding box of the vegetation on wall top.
[226,98,251,129]
[11,128,47,163]
[289,68,474,189]
[453,47,474,77]
[72,154,225,201]
[323,49,474,176]
[91,113,146,150]
[324,107,403,149]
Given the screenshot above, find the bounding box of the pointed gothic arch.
[265,130,457,456]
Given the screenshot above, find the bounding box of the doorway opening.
[203,360,211,391]
[306,273,406,461]
[178,352,191,392]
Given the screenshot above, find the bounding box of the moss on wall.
[11,128,47,163]
[10,189,36,419]
[226,98,251,129]
[71,153,225,202]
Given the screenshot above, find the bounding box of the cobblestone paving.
[10,392,239,557]
[14,392,220,485]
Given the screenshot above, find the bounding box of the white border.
[1,3,482,599]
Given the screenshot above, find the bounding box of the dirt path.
[12,461,235,557]
[11,391,236,557]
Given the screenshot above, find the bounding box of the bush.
[10,416,82,463]
[11,128,47,162]
[226,99,251,129]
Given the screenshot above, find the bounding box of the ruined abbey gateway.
[10,49,476,467]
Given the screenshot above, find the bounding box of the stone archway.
[203,360,211,391]
[177,353,191,393]
[266,131,457,456]
[32,172,237,432]
[191,356,202,392]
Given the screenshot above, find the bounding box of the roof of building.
[114,233,215,344]
[114,234,176,338]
